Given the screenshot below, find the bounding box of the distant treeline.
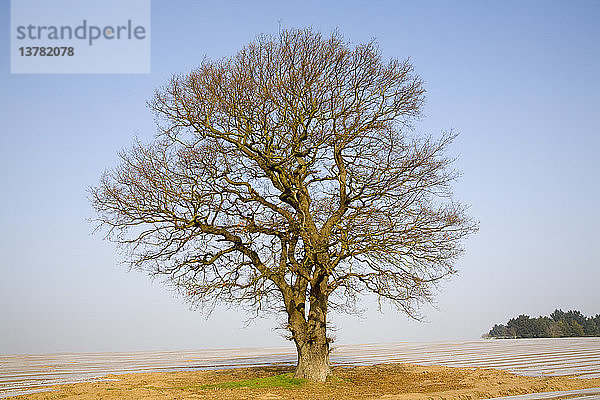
[485,309,600,339]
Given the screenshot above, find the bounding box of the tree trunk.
[293,326,330,381]
[291,272,331,381]
[293,327,331,381]
[287,304,331,381]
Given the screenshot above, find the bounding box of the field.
[1,338,599,399]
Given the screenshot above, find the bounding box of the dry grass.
[12,363,600,400]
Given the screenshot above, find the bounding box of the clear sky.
[1,0,599,354]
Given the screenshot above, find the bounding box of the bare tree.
[91,28,477,381]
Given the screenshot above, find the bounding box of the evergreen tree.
[487,309,599,339]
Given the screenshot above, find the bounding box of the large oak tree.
[91,28,477,381]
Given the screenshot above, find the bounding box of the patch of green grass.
[141,373,306,392]
[202,373,306,389]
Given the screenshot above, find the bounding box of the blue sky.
[1,0,599,354]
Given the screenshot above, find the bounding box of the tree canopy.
[486,309,600,339]
[91,28,477,381]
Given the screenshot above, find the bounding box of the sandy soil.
[11,363,600,400]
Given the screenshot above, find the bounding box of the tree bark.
[294,331,331,381]
[290,271,331,381]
